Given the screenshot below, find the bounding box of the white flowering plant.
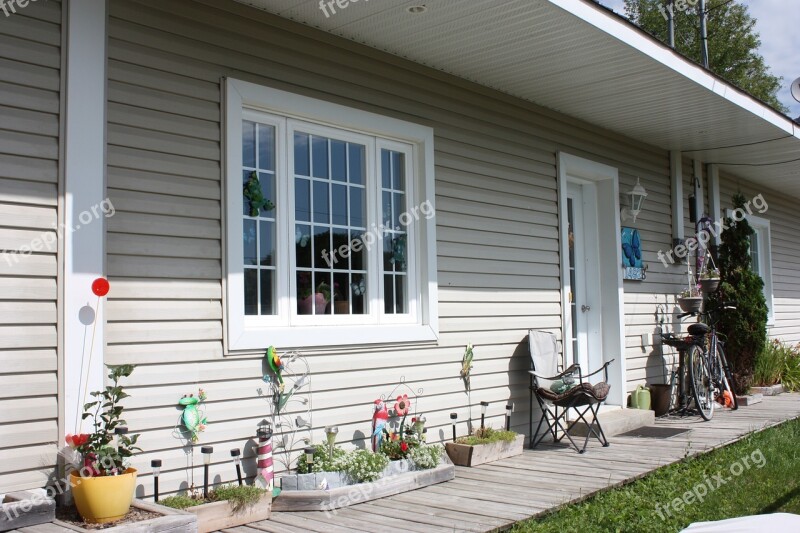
[409,444,443,470]
[296,444,389,483]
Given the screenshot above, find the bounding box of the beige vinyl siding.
[0,0,61,493]
[107,0,734,494]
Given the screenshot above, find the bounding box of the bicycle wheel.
[688,344,714,420]
[715,343,739,410]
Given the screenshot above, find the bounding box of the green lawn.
[512,417,800,533]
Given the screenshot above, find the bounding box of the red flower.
[66,433,90,449]
[400,441,409,452]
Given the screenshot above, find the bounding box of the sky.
[598,0,800,118]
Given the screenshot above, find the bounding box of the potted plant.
[699,267,721,294]
[445,426,524,467]
[297,273,330,314]
[65,365,141,524]
[678,288,703,313]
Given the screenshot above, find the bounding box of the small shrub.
[409,444,442,470]
[296,444,388,483]
[159,495,205,510]
[455,426,518,446]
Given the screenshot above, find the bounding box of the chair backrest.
[528,330,559,377]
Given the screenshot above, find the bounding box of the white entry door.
[566,181,603,379]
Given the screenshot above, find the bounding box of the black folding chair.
[528,330,614,454]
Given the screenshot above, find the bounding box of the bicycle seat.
[687,323,710,337]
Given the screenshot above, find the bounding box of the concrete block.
[749,385,786,396]
[571,407,655,438]
[279,475,296,491]
[736,393,763,406]
[1,490,55,532]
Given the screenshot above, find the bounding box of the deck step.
[570,407,654,437]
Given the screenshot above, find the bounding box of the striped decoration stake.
[256,428,274,492]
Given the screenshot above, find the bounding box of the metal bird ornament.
[178,389,208,443]
[461,343,474,392]
[243,171,275,217]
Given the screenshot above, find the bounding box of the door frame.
[557,152,626,407]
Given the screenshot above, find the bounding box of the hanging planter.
[699,278,720,294]
[678,295,703,313]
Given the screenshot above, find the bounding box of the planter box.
[185,492,271,533]
[445,434,525,466]
[1,490,55,532]
[280,459,414,491]
[53,499,197,533]
[272,462,455,512]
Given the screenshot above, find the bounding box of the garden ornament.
[372,399,389,452]
[461,343,474,391]
[243,171,275,217]
[179,389,207,443]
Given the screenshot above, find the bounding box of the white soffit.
[234,0,800,193]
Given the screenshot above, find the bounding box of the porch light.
[505,403,514,431]
[151,459,162,502]
[621,178,648,223]
[201,446,213,499]
[304,446,316,468]
[480,401,489,430]
[324,426,338,460]
[230,449,243,486]
[450,412,458,442]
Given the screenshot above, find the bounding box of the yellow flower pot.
[70,468,137,524]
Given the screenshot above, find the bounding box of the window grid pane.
[295,132,368,315]
[243,120,277,316]
[381,148,409,314]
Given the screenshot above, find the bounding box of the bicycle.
[660,302,738,420]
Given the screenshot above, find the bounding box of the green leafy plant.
[679,288,700,298]
[455,426,518,446]
[65,365,141,477]
[755,339,800,392]
[296,445,389,483]
[159,484,267,512]
[159,495,205,510]
[409,444,442,470]
[708,193,768,392]
[700,268,720,280]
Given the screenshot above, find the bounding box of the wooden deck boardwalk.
[245,394,800,533]
[12,394,800,533]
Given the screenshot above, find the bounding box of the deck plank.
[253,395,800,532]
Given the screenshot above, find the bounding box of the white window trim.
[223,78,438,351]
[748,215,774,326]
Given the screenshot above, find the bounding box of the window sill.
[226,323,439,352]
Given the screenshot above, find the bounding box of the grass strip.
[512,417,800,532]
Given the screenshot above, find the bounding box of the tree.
[708,193,768,393]
[624,0,788,113]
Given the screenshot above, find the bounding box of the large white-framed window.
[747,215,774,325]
[224,79,438,351]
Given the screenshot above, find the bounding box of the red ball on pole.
[91,277,110,297]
